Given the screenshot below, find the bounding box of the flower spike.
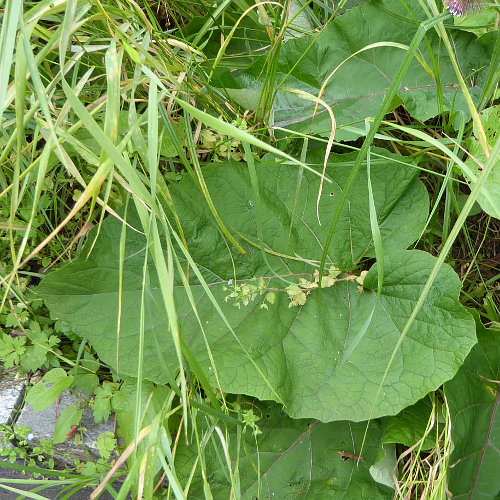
[445,0,483,16]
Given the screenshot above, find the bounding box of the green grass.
[1,0,499,498]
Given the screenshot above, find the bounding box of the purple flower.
[445,0,483,16]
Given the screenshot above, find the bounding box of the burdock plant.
[445,0,484,15]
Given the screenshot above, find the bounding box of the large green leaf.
[160,148,428,275]
[382,397,434,450]
[216,0,492,141]
[175,399,392,498]
[37,152,476,422]
[445,312,500,498]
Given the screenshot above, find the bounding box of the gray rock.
[0,368,26,425]
[16,389,115,465]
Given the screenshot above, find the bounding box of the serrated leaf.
[96,432,117,460]
[0,333,26,368]
[175,399,392,498]
[92,382,115,423]
[26,368,74,412]
[37,154,475,422]
[20,345,48,372]
[20,329,58,372]
[445,312,500,498]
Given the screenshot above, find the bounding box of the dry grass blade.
[90,425,152,499]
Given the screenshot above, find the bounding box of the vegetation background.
[0,0,499,498]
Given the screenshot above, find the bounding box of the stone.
[0,367,26,425]
[16,389,115,465]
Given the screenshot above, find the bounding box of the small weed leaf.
[96,432,117,461]
[0,333,26,368]
[26,368,74,412]
[224,266,346,309]
[92,381,117,423]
